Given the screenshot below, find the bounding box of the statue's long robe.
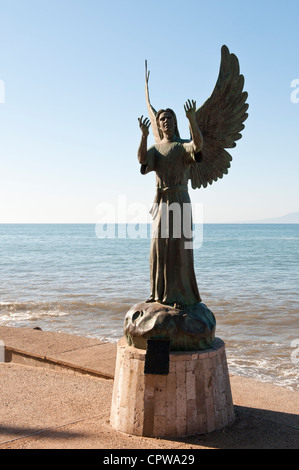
[141,139,201,306]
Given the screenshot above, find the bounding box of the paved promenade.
[0,326,298,449]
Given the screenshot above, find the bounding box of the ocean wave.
[0,299,133,327]
[227,353,299,391]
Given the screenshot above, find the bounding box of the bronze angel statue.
[138,45,248,307]
[125,45,248,351]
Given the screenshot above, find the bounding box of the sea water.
[0,223,298,390]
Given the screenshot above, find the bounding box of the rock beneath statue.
[124,301,216,351]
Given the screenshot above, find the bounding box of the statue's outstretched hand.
[138,115,151,137]
[184,100,196,120]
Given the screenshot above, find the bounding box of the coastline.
[0,325,298,449]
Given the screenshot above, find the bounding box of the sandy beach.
[0,325,298,450]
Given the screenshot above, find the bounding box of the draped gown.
[141,138,201,306]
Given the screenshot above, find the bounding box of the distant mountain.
[245,212,299,224]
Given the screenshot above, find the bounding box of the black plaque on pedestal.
[144,339,170,375]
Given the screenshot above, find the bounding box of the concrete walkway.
[0,325,298,449]
[0,325,117,379]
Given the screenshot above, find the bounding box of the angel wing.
[189,45,249,189]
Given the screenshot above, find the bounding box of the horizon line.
[0,222,298,225]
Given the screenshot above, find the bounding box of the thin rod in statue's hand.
[145,60,150,82]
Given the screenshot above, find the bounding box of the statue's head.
[156,108,180,140]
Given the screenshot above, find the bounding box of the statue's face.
[158,112,176,135]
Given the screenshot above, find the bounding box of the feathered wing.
[189,45,249,189]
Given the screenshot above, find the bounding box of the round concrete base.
[110,337,235,438]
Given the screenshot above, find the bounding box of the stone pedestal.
[110,337,235,438]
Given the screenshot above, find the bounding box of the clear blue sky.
[0,0,298,223]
